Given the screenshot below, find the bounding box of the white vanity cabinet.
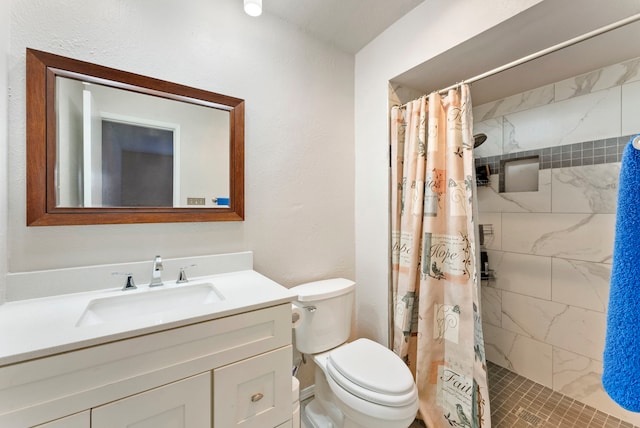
[0,304,293,428]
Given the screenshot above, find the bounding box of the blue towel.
[603,136,640,412]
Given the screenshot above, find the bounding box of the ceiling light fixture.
[244,0,262,17]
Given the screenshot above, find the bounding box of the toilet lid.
[327,338,417,407]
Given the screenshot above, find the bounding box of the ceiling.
[392,0,640,105]
[263,0,424,54]
[260,0,640,106]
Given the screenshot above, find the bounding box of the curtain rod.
[437,12,640,94]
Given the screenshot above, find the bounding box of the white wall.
[5,0,354,293]
[56,77,84,207]
[0,0,9,304]
[353,0,544,344]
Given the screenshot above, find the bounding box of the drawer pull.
[251,393,264,402]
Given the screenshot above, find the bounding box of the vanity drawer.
[34,411,89,428]
[214,345,292,428]
[92,372,210,428]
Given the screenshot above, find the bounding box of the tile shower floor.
[300,361,640,428]
[484,362,639,428]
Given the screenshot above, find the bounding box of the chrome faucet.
[149,255,164,287]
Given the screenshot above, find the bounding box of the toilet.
[291,278,418,428]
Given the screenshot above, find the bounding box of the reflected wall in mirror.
[27,48,244,225]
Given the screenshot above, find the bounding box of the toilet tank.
[290,278,355,354]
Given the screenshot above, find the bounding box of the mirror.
[26,48,244,225]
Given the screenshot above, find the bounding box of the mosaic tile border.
[475,135,636,177]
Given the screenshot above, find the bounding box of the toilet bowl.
[291,279,418,428]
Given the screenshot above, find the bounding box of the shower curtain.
[390,85,490,427]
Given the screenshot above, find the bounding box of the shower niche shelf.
[500,156,539,193]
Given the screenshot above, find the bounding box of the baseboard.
[299,384,315,401]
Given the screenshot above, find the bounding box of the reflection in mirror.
[26,48,244,225]
[55,76,230,208]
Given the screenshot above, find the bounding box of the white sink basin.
[76,283,224,327]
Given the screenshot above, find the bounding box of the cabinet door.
[92,372,210,428]
[34,411,89,428]
[214,345,292,428]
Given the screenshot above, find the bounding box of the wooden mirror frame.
[26,48,244,226]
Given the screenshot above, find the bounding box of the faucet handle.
[112,272,137,291]
[177,264,197,284]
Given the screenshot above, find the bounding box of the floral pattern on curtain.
[390,85,490,428]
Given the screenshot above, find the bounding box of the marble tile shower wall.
[473,57,640,425]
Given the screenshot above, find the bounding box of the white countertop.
[0,270,296,366]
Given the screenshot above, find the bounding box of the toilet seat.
[326,338,417,407]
